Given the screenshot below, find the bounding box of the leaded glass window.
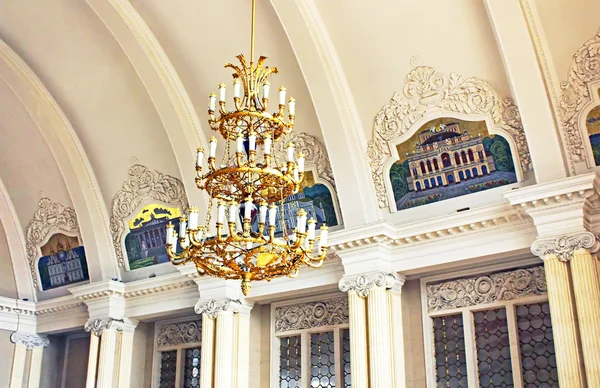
[432,314,467,388]
[280,335,302,388]
[183,347,201,388]
[341,329,351,387]
[474,308,513,387]
[310,331,336,387]
[517,302,558,388]
[159,350,177,388]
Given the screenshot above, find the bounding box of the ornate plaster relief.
[368,64,532,209]
[109,164,188,268]
[274,297,349,333]
[531,231,599,262]
[156,318,202,347]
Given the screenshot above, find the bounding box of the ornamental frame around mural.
[367,64,532,211]
[109,164,188,269]
[34,229,84,292]
[559,27,600,174]
[25,198,82,291]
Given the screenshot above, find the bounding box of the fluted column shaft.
[27,346,44,388]
[86,334,100,388]
[9,342,27,388]
[389,290,405,388]
[347,290,369,388]
[200,314,215,388]
[214,310,235,388]
[117,330,135,388]
[544,254,586,388]
[367,287,394,387]
[97,327,118,388]
[234,312,250,388]
[571,249,600,386]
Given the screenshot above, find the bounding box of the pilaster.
[9,333,49,388]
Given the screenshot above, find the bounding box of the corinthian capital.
[531,231,599,262]
[338,271,405,298]
[10,332,49,350]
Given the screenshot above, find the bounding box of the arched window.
[433,159,439,171]
[455,153,461,165]
[472,167,478,177]
[447,174,455,184]
[427,160,433,173]
[420,161,426,174]
[459,171,465,180]
[425,180,430,189]
[441,153,451,167]
[482,165,488,175]
[478,150,484,161]
[466,170,472,179]
[468,149,474,162]
[461,151,468,164]
[416,181,422,191]
[430,178,436,187]
[437,176,443,186]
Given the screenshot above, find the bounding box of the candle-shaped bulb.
[166,223,174,245]
[319,225,329,247]
[196,147,205,167]
[297,152,305,173]
[209,93,216,111]
[229,202,238,223]
[249,131,257,151]
[293,169,299,182]
[307,218,316,240]
[179,216,187,238]
[259,201,268,224]
[288,97,296,115]
[237,134,244,153]
[268,203,278,226]
[264,135,272,155]
[217,202,226,224]
[234,78,241,98]
[218,83,226,102]
[286,142,295,162]
[296,209,307,233]
[209,137,217,158]
[263,81,271,99]
[172,231,179,252]
[279,86,286,105]
[188,207,199,230]
[244,197,253,220]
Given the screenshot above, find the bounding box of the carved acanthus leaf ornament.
[559,28,600,172]
[426,266,547,312]
[368,65,531,208]
[110,164,188,267]
[194,298,247,319]
[339,271,404,298]
[157,319,202,347]
[275,297,349,333]
[531,232,599,262]
[11,332,50,350]
[25,198,80,290]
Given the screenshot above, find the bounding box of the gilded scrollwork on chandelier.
[368,64,532,208]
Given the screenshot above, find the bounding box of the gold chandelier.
[165,0,329,295]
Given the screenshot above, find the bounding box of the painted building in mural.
[391,118,517,210]
[124,204,181,270]
[586,102,600,166]
[406,122,495,191]
[38,233,89,290]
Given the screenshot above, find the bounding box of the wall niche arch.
[368,63,531,212]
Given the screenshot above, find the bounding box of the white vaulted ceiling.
[0,0,598,298]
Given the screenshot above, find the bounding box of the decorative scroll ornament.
[10,332,50,350]
[194,298,246,319]
[110,164,188,267]
[157,319,202,347]
[275,297,349,333]
[367,64,531,208]
[338,271,404,298]
[274,132,336,189]
[25,198,80,290]
[559,28,600,172]
[84,318,113,337]
[426,266,547,312]
[531,232,599,262]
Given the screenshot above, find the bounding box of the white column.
[346,291,369,388]
[485,0,567,182]
[9,342,27,388]
[367,287,394,387]
[9,333,50,388]
[214,311,235,388]
[117,325,136,388]
[27,347,44,388]
[389,282,406,388]
[97,326,118,388]
[199,314,215,388]
[235,312,251,388]
[85,333,100,388]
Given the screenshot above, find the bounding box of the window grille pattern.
[159,350,177,388]
[433,314,467,388]
[280,335,302,388]
[517,302,558,388]
[183,347,201,388]
[341,329,351,387]
[310,331,336,387]
[474,308,513,387]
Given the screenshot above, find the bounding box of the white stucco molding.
[270,0,379,227]
[85,0,209,208]
[0,177,35,301]
[531,231,599,262]
[0,38,119,284]
[10,332,49,349]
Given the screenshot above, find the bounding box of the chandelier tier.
[165,0,329,296]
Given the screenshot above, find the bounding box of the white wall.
[62,335,90,388]
[41,335,65,388]
[0,221,17,299]
[402,279,426,388]
[0,329,15,387]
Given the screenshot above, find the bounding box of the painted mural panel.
[124,204,181,270]
[586,97,600,165]
[38,233,89,290]
[390,118,517,210]
[240,171,339,235]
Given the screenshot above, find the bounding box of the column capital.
[10,332,49,350]
[531,231,599,262]
[84,317,138,336]
[195,298,253,319]
[338,271,405,298]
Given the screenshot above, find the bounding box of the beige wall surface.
[143,322,155,388]
[248,303,271,388]
[41,335,65,388]
[131,322,149,388]
[0,329,15,387]
[63,335,90,388]
[402,279,426,388]
[0,221,17,299]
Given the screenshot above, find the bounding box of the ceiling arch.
[0,38,118,283]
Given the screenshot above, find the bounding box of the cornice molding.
[338,271,405,298]
[504,173,595,209]
[10,332,49,349]
[531,232,599,262]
